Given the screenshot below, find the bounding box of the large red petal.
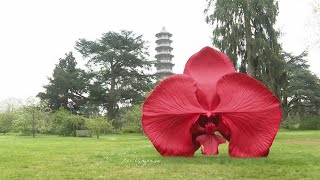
[183,47,235,111]
[214,73,282,157]
[142,74,206,156]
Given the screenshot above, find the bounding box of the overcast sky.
[0,0,319,102]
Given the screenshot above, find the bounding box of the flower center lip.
[205,122,217,134]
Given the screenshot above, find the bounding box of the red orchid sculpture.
[142,47,282,157]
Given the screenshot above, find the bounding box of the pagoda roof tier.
[155,63,175,68]
[155,39,172,44]
[155,53,174,59]
[155,46,173,51]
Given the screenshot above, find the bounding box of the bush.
[299,115,320,130]
[53,108,87,136]
[0,112,15,134]
[121,124,142,133]
[118,104,143,133]
[85,116,114,139]
[281,114,300,130]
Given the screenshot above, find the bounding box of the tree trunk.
[239,58,247,73]
[32,108,36,138]
[282,95,288,119]
[107,62,116,121]
[243,0,254,77]
[107,106,112,120]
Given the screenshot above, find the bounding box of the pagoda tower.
[154,27,174,79]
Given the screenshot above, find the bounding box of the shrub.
[299,115,320,130]
[53,108,87,136]
[85,116,114,139]
[0,112,15,134]
[118,104,143,133]
[121,124,142,133]
[281,113,300,130]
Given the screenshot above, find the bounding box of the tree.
[85,116,113,139]
[205,0,286,97]
[38,109,53,136]
[282,51,320,117]
[38,52,89,114]
[37,102,53,136]
[0,112,16,134]
[0,98,23,113]
[15,105,38,137]
[17,100,41,137]
[75,30,154,120]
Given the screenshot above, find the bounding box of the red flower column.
[142,47,282,157]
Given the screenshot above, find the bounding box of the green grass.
[0,131,320,179]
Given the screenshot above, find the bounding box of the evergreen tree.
[205,0,286,97]
[75,30,154,120]
[38,52,89,114]
[282,51,320,117]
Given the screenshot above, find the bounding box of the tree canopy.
[205,0,320,119]
[205,0,286,97]
[37,52,89,114]
[282,51,320,117]
[75,30,154,120]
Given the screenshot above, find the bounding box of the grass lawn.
[0,131,320,179]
